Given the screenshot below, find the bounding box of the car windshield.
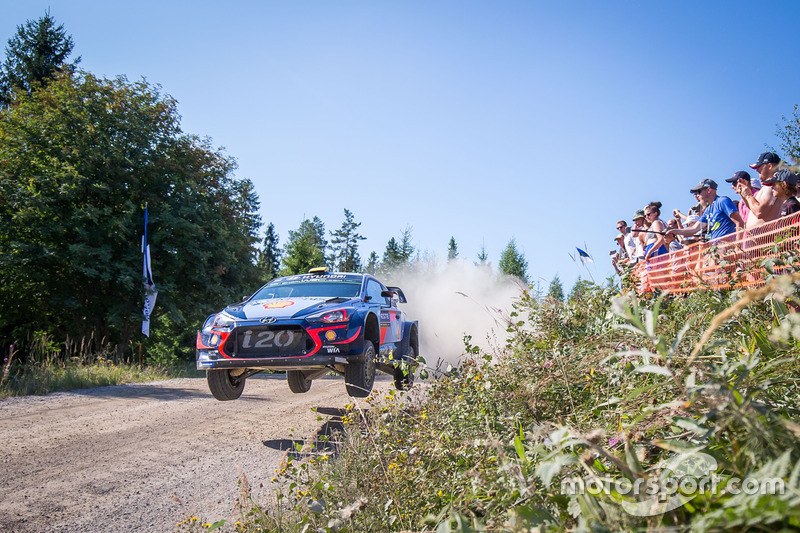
[251,282,361,300]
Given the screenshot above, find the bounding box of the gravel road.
[0,374,378,533]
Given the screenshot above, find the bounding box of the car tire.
[207,369,245,401]
[345,340,376,398]
[287,370,312,393]
[393,345,416,391]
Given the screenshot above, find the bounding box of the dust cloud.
[385,259,524,370]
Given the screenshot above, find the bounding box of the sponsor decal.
[199,361,214,368]
[262,301,294,309]
[324,346,341,354]
[325,330,337,341]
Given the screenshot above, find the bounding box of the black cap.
[725,170,751,183]
[690,178,718,193]
[750,152,781,169]
[763,168,798,185]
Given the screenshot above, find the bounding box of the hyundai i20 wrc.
[196,268,419,400]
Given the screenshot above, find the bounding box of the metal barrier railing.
[632,213,800,294]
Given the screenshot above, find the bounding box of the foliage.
[280,217,328,275]
[0,71,261,359]
[364,251,379,275]
[237,275,800,532]
[547,274,564,301]
[777,104,800,165]
[381,227,415,274]
[498,237,529,284]
[447,236,458,260]
[0,11,80,107]
[0,334,200,398]
[476,245,488,265]
[330,209,366,272]
[256,222,281,282]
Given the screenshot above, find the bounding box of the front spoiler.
[196,353,363,371]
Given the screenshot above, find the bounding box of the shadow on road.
[263,406,346,458]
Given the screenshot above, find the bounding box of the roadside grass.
[0,332,202,398]
[0,359,202,398]
[225,272,800,532]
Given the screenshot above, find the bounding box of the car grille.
[226,325,312,357]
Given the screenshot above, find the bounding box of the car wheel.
[393,345,416,391]
[345,340,376,398]
[287,370,312,393]
[207,369,245,401]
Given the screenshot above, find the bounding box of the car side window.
[366,280,389,306]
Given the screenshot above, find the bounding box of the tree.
[477,244,488,265]
[365,251,379,275]
[381,227,415,273]
[330,209,366,272]
[281,217,327,275]
[498,238,529,284]
[0,72,261,355]
[0,11,80,107]
[256,222,281,282]
[548,274,565,301]
[568,277,595,303]
[777,104,800,165]
[447,237,458,261]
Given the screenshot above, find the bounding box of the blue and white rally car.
[196,268,419,400]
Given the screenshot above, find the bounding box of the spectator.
[673,203,705,244]
[668,179,743,242]
[665,230,683,253]
[737,152,782,226]
[616,220,637,261]
[611,234,628,275]
[643,202,668,261]
[767,169,800,217]
[726,170,759,225]
[630,210,647,263]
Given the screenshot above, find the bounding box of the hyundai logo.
[260,316,277,324]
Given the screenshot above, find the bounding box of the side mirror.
[380,290,394,299]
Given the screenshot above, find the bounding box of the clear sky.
[4,1,800,292]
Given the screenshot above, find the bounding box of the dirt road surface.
[0,374,382,533]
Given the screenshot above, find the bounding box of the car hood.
[225,297,351,320]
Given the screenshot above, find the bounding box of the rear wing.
[385,286,407,303]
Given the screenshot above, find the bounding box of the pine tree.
[330,209,366,272]
[498,238,529,284]
[447,237,458,261]
[281,217,327,275]
[548,274,565,301]
[476,244,488,265]
[365,251,379,275]
[382,237,403,271]
[399,226,415,262]
[0,11,80,106]
[256,222,281,282]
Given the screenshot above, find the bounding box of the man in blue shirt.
[667,179,743,242]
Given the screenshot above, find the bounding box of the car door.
[365,279,402,345]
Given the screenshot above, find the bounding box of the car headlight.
[212,312,236,328]
[308,309,350,323]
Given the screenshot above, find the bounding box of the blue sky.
[4,1,800,292]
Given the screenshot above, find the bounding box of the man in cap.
[611,233,629,275]
[667,179,743,241]
[616,220,637,261]
[736,152,782,226]
[726,170,760,226]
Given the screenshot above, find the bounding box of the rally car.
[196,268,419,400]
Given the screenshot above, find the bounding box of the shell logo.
[325,330,337,341]
[262,301,295,309]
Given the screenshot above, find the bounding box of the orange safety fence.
[632,212,800,294]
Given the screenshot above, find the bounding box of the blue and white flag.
[576,247,594,264]
[142,204,158,337]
